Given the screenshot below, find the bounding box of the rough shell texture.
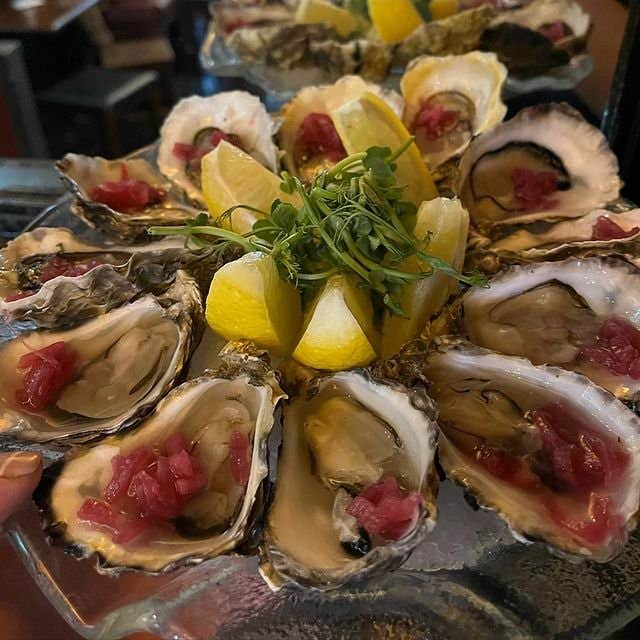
[262,369,439,590]
[425,340,640,562]
[455,103,621,227]
[157,92,279,204]
[41,357,286,574]
[56,155,198,244]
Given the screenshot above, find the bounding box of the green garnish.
[149,144,486,316]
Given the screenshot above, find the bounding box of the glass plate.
[199,20,595,106]
[4,196,640,639]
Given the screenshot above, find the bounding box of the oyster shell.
[480,0,591,75]
[262,369,439,590]
[279,75,403,180]
[401,52,507,169]
[426,340,640,562]
[42,356,285,573]
[461,257,640,400]
[157,92,279,204]
[455,103,621,228]
[0,271,203,444]
[56,155,198,244]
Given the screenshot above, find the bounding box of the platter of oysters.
[3,51,640,639]
[201,0,594,100]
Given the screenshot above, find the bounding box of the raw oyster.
[41,356,285,572]
[455,103,621,228]
[394,5,497,68]
[461,257,640,400]
[426,340,640,562]
[279,76,403,181]
[56,155,198,244]
[262,369,439,590]
[401,52,507,169]
[480,0,591,76]
[0,271,203,444]
[157,92,279,204]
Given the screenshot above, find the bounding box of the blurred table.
[0,0,99,34]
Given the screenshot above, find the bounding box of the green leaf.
[271,201,298,231]
[187,212,210,227]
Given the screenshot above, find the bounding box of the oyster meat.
[401,52,507,169]
[57,155,198,244]
[262,370,438,590]
[279,75,403,181]
[42,356,285,572]
[426,341,640,561]
[455,103,620,228]
[0,271,203,444]
[480,0,591,75]
[462,257,640,400]
[158,92,279,204]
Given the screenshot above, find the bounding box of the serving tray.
[4,196,640,640]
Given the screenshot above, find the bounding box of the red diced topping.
[4,291,34,302]
[164,432,188,457]
[173,142,196,161]
[295,113,347,163]
[77,498,150,544]
[591,215,640,241]
[229,430,251,486]
[224,19,253,34]
[475,445,541,491]
[529,402,629,492]
[346,475,422,541]
[412,103,460,141]
[103,447,155,504]
[511,168,559,213]
[579,316,640,379]
[538,21,567,43]
[172,129,243,178]
[40,256,102,283]
[15,341,77,412]
[90,174,166,213]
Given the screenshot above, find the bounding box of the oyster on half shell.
[56,155,198,244]
[42,356,285,573]
[0,271,203,444]
[455,103,620,229]
[262,369,438,590]
[426,340,640,562]
[461,257,640,401]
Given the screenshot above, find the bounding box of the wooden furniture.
[37,67,162,158]
[0,0,100,34]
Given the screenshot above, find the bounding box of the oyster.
[56,155,198,244]
[42,356,285,572]
[426,340,640,561]
[0,271,203,444]
[279,76,403,181]
[461,257,640,400]
[262,370,438,590]
[480,0,591,76]
[157,92,279,204]
[401,52,507,169]
[455,103,621,228]
[213,1,294,36]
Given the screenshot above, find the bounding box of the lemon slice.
[201,141,301,235]
[367,0,423,43]
[206,252,302,356]
[331,92,438,207]
[381,198,469,357]
[293,274,379,371]
[430,0,459,20]
[295,0,365,38]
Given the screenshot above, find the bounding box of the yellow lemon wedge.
[381,198,469,358]
[201,141,301,235]
[367,0,423,43]
[430,0,459,20]
[295,0,365,37]
[330,92,438,207]
[205,252,302,356]
[293,274,379,371]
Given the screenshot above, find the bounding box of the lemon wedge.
[430,0,459,20]
[381,198,469,358]
[295,0,365,37]
[367,0,423,43]
[293,274,379,371]
[330,92,438,207]
[201,141,301,235]
[205,252,302,356]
